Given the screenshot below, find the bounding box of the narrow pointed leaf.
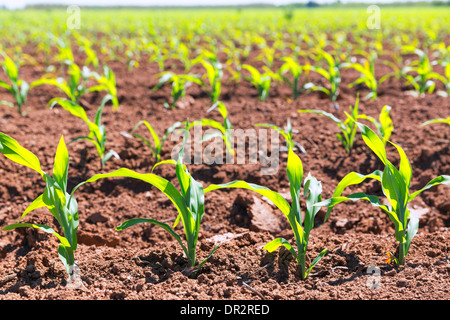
[0,132,43,176]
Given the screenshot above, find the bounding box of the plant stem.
[398,241,406,265]
[298,253,306,280]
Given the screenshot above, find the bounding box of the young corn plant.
[204,147,328,280]
[153,71,203,109]
[278,57,309,100]
[298,95,360,154]
[74,33,100,69]
[91,65,120,110]
[122,120,181,163]
[379,52,412,85]
[347,51,378,100]
[241,64,278,102]
[70,124,218,276]
[0,133,82,285]
[184,101,235,157]
[254,118,306,154]
[147,42,167,72]
[402,47,443,96]
[0,53,30,115]
[305,49,342,106]
[192,52,223,104]
[256,43,278,68]
[49,95,119,169]
[315,122,450,265]
[31,61,105,105]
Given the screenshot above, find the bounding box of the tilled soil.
[0,46,449,301]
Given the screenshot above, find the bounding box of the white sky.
[0,0,434,10]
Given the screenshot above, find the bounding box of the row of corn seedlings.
[1,108,448,283]
[2,40,449,116]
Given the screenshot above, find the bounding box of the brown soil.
[0,45,449,302]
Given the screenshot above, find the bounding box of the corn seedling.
[241,64,278,101]
[347,50,378,100]
[31,61,105,105]
[49,95,119,168]
[204,147,327,279]
[305,49,342,105]
[123,38,141,70]
[192,52,223,103]
[254,118,306,154]
[172,42,192,72]
[0,53,30,115]
[357,105,394,145]
[184,101,235,157]
[315,122,450,265]
[154,71,203,109]
[0,133,82,284]
[74,33,100,69]
[298,96,360,154]
[70,124,218,276]
[278,57,308,100]
[379,52,412,85]
[402,47,443,96]
[256,43,277,68]
[147,42,166,72]
[91,65,120,110]
[123,120,181,163]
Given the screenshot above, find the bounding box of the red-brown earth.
[0,45,449,304]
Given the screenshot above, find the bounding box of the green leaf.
[316,191,404,241]
[154,72,175,90]
[303,173,322,235]
[356,122,387,164]
[152,159,177,172]
[408,175,450,201]
[58,244,75,276]
[298,109,343,127]
[21,194,46,219]
[2,54,19,81]
[95,94,112,126]
[405,217,419,256]
[287,148,303,196]
[116,218,188,258]
[3,223,71,248]
[53,136,69,192]
[305,248,328,278]
[322,170,383,221]
[49,98,90,124]
[204,181,291,218]
[242,64,261,83]
[379,105,394,142]
[388,140,412,189]
[263,238,298,261]
[31,78,74,101]
[381,163,408,226]
[0,132,43,176]
[286,147,303,223]
[191,245,218,276]
[131,120,161,153]
[70,167,192,243]
[421,117,450,127]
